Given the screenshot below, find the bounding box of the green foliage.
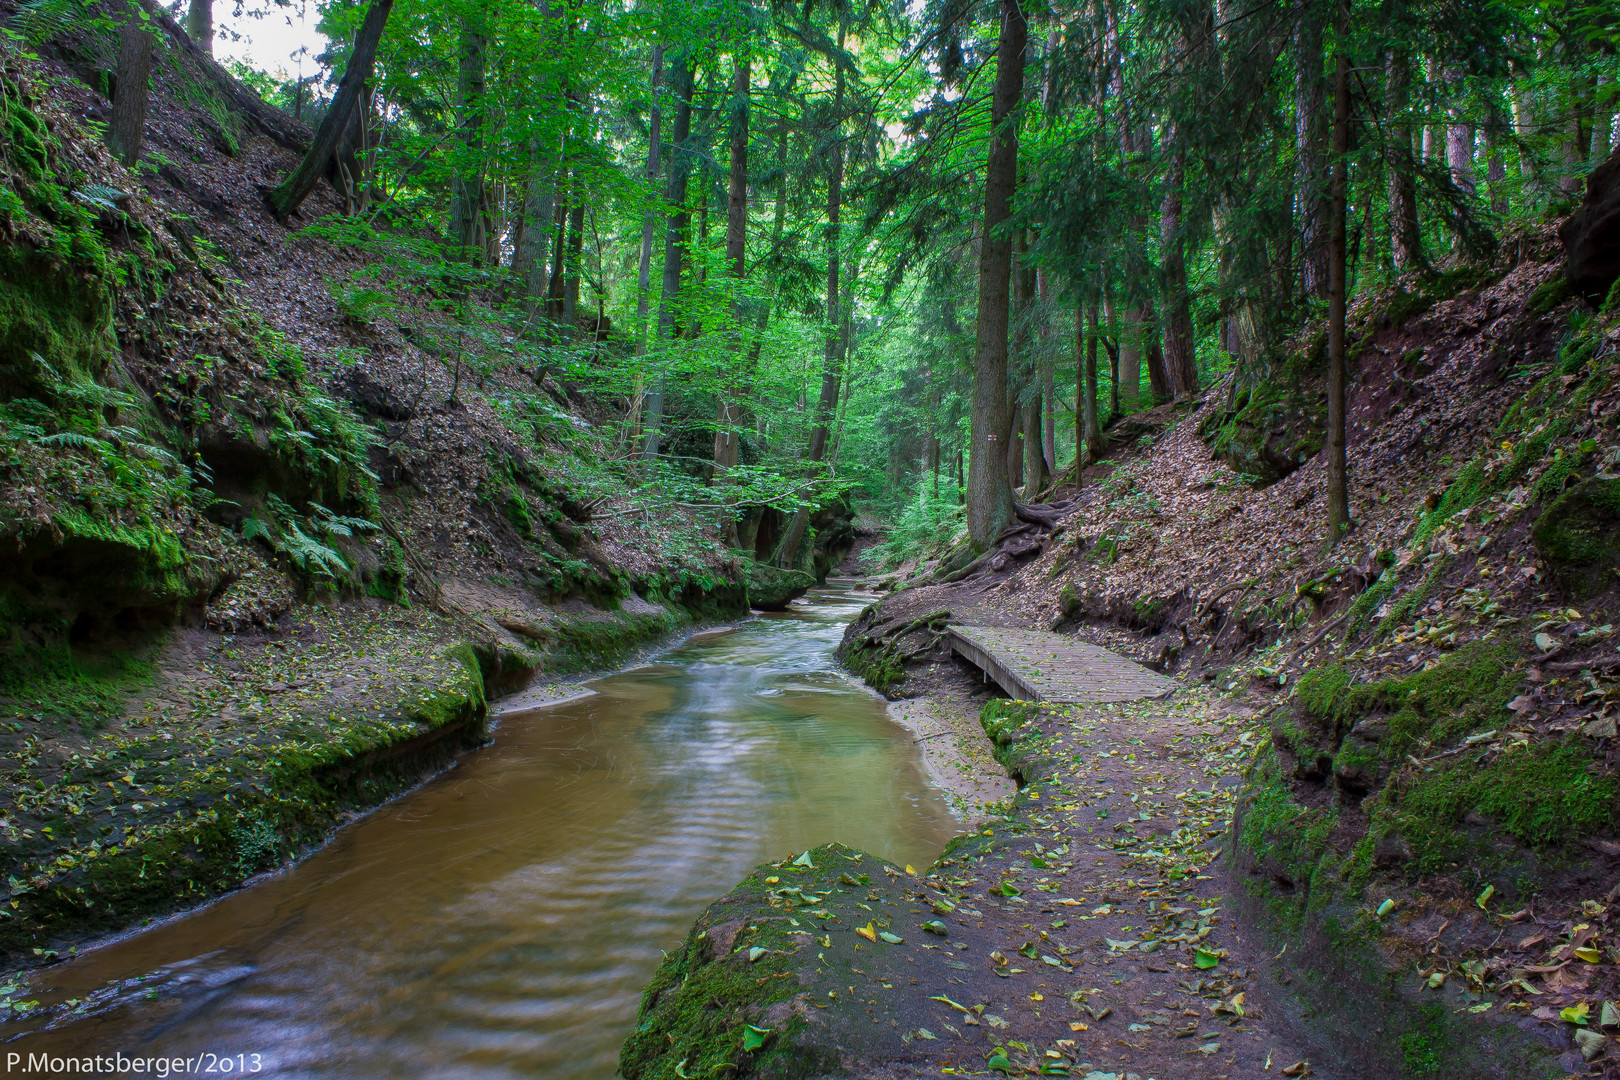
[244,494,377,584]
[864,483,964,571]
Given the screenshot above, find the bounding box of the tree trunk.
[1007,410,1024,491]
[1074,302,1084,473]
[1512,66,1535,178]
[966,0,1026,550]
[1160,137,1196,398]
[1446,86,1475,196]
[777,33,848,568]
[1593,73,1613,162]
[640,53,695,460]
[1144,329,1169,403]
[1038,270,1056,471]
[514,142,561,309]
[1012,232,1040,494]
[1083,303,1101,464]
[1326,40,1350,544]
[448,15,488,257]
[927,371,942,498]
[186,0,212,55]
[1385,50,1421,269]
[108,12,153,167]
[545,173,570,314]
[268,0,392,221]
[560,198,584,335]
[714,55,750,544]
[1294,0,1329,299]
[1108,297,1140,404]
[1422,59,1440,161]
[620,44,663,449]
[1107,335,1119,419]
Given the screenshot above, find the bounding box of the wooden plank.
[947,625,1176,704]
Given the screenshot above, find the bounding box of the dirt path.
[836,676,1327,1080]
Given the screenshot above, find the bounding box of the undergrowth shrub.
[864,485,964,571]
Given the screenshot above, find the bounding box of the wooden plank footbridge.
[947,625,1176,704]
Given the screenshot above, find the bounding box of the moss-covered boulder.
[1533,477,1620,599]
[621,843,893,1080]
[1203,384,1326,487]
[747,562,815,611]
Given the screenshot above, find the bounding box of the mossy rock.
[0,245,115,398]
[1204,384,1326,487]
[621,843,892,1079]
[747,562,815,611]
[1532,477,1620,599]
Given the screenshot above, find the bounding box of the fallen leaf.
[741,1024,771,1051]
[1476,884,1495,910]
[1194,947,1221,970]
[856,923,877,943]
[1575,1028,1608,1061]
[1562,1002,1592,1026]
[879,930,904,944]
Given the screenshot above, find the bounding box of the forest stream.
[1,586,959,1077]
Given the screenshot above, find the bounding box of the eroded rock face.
[1561,145,1620,307]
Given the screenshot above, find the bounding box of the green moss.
[1531,444,1593,503]
[1297,664,1351,720]
[1525,275,1574,319]
[0,642,158,730]
[1372,557,1450,640]
[1533,478,1620,598]
[1331,738,1381,782]
[503,488,534,537]
[1204,382,1327,487]
[547,607,680,673]
[1345,568,1397,638]
[1507,416,1573,484]
[1235,751,1338,933]
[620,849,858,1079]
[1089,530,1119,566]
[1398,1002,1449,1076]
[1391,739,1617,870]
[1301,642,1518,766]
[0,247,115,397]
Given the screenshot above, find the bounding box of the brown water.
[3,586,959,1077]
